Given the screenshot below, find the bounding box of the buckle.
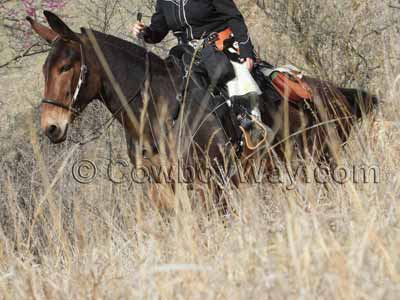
[206,32,219,45]
[81,64,88,74]
[188,39,204,49]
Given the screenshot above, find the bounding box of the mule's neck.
[98,54,181,122]
[87,32,181,140]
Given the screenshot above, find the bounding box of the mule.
[27,11,377,200]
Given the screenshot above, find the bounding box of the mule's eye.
[60,64,72,73]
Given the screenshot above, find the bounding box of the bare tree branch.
[0,43,48,69]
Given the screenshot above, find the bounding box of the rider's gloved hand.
[131,21,146,39]
[240,57,255,72]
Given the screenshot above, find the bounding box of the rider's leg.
[198,45,235,91]
[199,46,261,119]
[194,45,268,147]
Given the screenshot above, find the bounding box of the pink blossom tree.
[0,0,69,67]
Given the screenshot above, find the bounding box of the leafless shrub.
[1,1,400,298]
[76,0,171,56]
[256,0,400,87]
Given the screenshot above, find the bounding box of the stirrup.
[239,116,269,151]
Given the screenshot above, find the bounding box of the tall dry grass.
[0,0,399,299]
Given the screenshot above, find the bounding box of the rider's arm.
[143,0,169,44]
[212,0,255,59]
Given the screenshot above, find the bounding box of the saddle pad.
[259,64,302,78]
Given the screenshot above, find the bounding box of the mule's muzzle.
[44,123,68,143]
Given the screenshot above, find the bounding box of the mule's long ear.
[26,16,58,43]
[43,11,80,43]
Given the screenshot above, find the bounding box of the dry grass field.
[0,0,399,299]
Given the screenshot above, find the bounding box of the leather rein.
[42,12,147,117]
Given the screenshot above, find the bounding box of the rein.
[75,13,153,146]
[74,35,151,146]
[40,18,160,150]
[40,27,153,147]
[72,50,150,146]
[41,40,88,115]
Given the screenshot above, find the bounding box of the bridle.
[38,23,162,151]
[43,24,151,145]
[41,38,88,115]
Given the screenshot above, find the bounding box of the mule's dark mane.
[78,28,180,118]
[85,29,165,65]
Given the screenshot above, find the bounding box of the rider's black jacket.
[143,0,255,59]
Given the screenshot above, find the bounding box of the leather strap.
[41,43,88,115]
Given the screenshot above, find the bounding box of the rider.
[132,0,263,141]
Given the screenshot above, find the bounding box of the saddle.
[167,39,314,154]
[211,28,313,104]
[258,65,313,103]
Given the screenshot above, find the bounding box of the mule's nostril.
[44,123,67,144]
[45,124,61,141]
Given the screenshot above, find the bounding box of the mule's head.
[27,11,100,143]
